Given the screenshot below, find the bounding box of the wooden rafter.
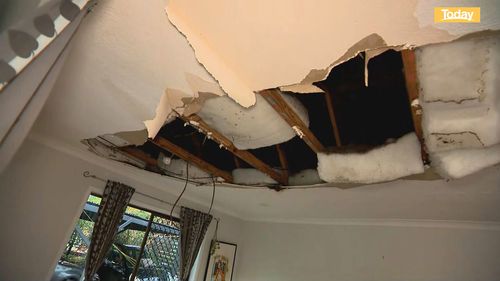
[150,136,233,182]
[323,90,342,146]
[119,146,158,168]
[180,114,288,185]
[233,155,241,168]
[260,88,325,153]
[276,144,288,178]
[401,49,428,163]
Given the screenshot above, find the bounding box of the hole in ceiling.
[84,50,417,187]
[314,50,414,147]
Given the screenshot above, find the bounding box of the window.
[52,194,180,281]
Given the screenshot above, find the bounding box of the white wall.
[0,137,243,281]
[236,221,500,281]
[2,136,500,281]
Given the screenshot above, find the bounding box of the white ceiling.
[28,0,500,221]
[32,0,218,144]
[38,135,500,222]
[186,165,500,222]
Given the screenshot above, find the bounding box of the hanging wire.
[208,176,216,214]
[169,161,189,219]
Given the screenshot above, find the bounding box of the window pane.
[135,216,180,281]
[51,195,180,281]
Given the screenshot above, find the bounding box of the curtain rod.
[82,171,220,221]
[83,170,181,210]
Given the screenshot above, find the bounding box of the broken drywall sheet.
[113,129,149,146]
[418,34,500,152]
[181,92,221,117]
[82,138,146,168]
[144,88,185,138]
[144,72,228,139]
[196,93,309,150]
[317,133,424,184]
[165,0,498,104]
[431,143,500,179]
[165,6,256,107]
[232,168,278,185]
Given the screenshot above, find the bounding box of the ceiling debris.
[78,5,499,188]
[416,33,500,179]
[82,138,146,169]
[317,133,424,184]
[194,93,309,150]
[82,33,500,188]
[430,143,500,179]
[113,130,149,146]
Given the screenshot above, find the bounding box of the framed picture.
[204,240,237,281]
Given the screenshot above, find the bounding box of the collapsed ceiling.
[85,33,500,188]
[24,0,498,188]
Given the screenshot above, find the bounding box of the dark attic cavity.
[88,50,416,187]
[315,50,414,147]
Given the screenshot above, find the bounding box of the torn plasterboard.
[82,138,145,168]
[98,130,149,147]
[144,88,187,138]
[418,34,500,152]
[430,143,500,179]
[114,129,149,146]
[195,93,309,150]
[166,0,499,105]
[317,133,424,184]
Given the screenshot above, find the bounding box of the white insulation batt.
[417,35,500,152]
[417,34,500,178]
[317,133,424,184]
[197,94,309,150]
[232,168,278,185]
[289,169,323,186]
[431,143,500,179]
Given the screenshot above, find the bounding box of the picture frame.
[203,240,237,281]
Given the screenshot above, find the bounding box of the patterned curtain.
[84,181,135,280]
[179,207,213,281]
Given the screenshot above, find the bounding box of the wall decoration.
[204,241,237,281]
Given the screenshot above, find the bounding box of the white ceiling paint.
[29,133,500,222]
[166,0,500,106]
[32,0,221,144]
[31,0,500,146]
[22,0,500,220]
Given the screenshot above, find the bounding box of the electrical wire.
[169,161,189,219]
[208,176,216,214]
